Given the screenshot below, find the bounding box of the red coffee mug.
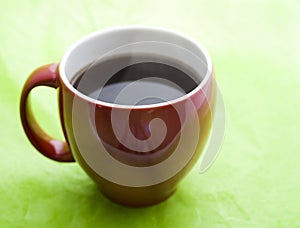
[20,26,215,206]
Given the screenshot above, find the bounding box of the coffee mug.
[20,26,215,206]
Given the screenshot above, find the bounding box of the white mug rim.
[59,25,213,109]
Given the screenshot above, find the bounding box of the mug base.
[98,186,176,207]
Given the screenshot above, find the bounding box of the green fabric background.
[1,0,299,227]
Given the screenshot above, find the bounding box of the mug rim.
[59,25,213,109]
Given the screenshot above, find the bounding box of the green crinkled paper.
[0,0,299,227]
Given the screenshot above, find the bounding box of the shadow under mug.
[20,26,215,207]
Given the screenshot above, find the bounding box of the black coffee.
[71,55,199,105]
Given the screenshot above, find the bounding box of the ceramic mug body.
[20,26,215,206]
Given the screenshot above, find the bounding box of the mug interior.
[59,26,212,107]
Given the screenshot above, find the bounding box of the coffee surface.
[71,55,199,105]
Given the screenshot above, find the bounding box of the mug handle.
[20,63,74,162]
